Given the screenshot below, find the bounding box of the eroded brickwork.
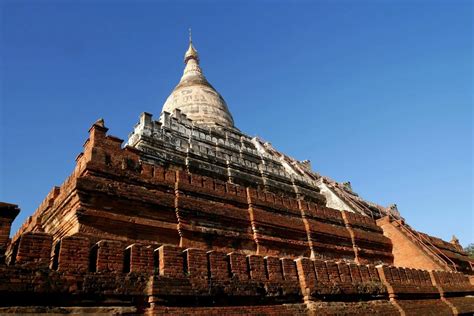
[8,121,395,265]
[1,230,472,315]
[1,119,472,314]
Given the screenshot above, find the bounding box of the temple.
[0,36,473,315]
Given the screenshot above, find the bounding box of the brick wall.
[377,217,444,271]
[342,211,393,264]
[1,230,473,314]
[5,121,473,314]
[376,265,473,315]
[8,122,397,267]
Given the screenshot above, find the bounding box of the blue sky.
[1,0,472,246]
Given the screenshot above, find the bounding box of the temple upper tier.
[131,37,398,219]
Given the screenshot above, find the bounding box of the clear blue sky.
[1,1,472,246]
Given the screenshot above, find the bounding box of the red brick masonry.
[1,121,472,314]
[9,122,394,264]
[0,231,473,315]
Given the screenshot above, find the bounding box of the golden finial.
[184,28,199,64]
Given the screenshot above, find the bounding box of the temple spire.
[185,28,199,64]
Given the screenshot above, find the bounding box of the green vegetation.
[464,244,474,258]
